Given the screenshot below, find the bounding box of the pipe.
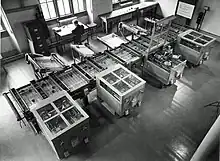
[190,115,220,161]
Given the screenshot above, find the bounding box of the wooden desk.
[52,21,88,53]
[99,2,158,33]
[53,22,88,38]
[97,33,128,49]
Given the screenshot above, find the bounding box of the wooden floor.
[0,37,219,161]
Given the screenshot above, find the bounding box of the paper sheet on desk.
[102,36,127,49]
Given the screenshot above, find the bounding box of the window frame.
[38,0,86,21]
[39,0,57,20]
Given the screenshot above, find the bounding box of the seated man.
[72,20,84,44]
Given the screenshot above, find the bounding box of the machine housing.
[177,29,216,65]
[32,91,89,159]
[96,64,146,116]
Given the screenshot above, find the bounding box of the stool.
[87,23,97,40]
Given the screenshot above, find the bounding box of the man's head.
[74,20,79,26]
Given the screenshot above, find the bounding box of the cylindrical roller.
[3,92,23,121]
[119,22,140,35]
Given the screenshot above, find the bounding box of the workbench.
[99,2,158,34]
[97,33,128,49]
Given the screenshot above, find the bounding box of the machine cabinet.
[96,64,146,116]
[177,29,216,65]
[32,91,89,159]
[144,47,186,86]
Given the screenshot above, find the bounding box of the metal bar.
[3,92,23,121]
[51,53,66,67]
[25,54,42,70]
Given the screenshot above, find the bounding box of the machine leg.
[125,109,129,116]
[84,137,89,144]
[199,59,204,65]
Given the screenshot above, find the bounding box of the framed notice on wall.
[176,1,195,19]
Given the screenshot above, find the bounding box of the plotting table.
[99,2,158,33]
[97,33,128,49]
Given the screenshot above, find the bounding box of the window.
[57,0,71,16]
[72,0,85,13]
[39,0,86,20]
[39,0,57,20]
[112,0,119,4]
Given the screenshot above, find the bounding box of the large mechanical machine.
[25,53,68,79]
[119,15,178,54]
[144,46,186,86]
[106,43,143,70]
[75,59,103,79]
[32,91,89,159]
[96,64,146,116]
[49,66,92,99]
[3,77,90,159]
[89,51,123,70]
[177,29,216,66]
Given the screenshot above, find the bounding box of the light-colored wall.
[1,0,37,57]
[2,0,38,10]
[7,8,36,52]
[90,0,113,23]
[1,37,16,53]
[153,0,220,37]
[154,0,178,17]
[2,0,21,10]
[191,0,220,36]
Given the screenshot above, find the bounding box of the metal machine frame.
[89,51,124,70]
[25,53,67,79]
[106,43,143,70]
[144,47,186,86]
[49,65,92,99]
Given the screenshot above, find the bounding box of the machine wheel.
[170,79,175,85]
[177,73,183,79]
[199,59,204,65]
[159,82,164,89]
